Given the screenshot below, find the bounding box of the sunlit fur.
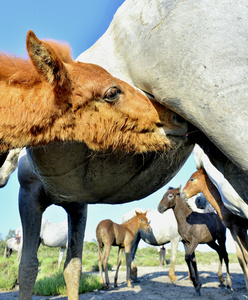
[0,31,184,153]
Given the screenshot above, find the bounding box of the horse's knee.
[185,253,193,262]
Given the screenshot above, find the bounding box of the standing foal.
[182,167,248,290]
[158,186,232,296]
[96,211,150,289]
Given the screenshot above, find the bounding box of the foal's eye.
[104,87,121,102]
[168,194,174,200]
[141,218,144,222]
[190,178,195,182]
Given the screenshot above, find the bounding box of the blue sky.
[0,1,235,253]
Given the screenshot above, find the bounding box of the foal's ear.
[26,30,66,86]
[176,185,181,194]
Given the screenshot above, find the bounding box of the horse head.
[181,168,207,201]
[158,186,181,213]
[0,30,188,154]
[135,211,151,233]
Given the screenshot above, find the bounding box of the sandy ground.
[1,263,248,299]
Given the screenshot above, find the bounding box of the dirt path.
[1,263,247,299]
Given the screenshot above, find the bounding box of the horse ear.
[26,30,66,86]
[176,185,182,194]
[135,210,140,216]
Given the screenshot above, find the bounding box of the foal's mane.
[0,40,73,86]
[122,211,147,224]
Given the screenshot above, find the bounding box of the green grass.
[0,256,19,290]
[0,241,239,296]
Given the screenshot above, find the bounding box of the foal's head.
[158,186,181,213]
[181,168,207,200]
[0,30,189,153]
[135,211,151,233]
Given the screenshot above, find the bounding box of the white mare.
[4,237,21,258]
[8,218,68,269]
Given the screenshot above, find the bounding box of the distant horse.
[158,187,232,296]
[96,211,151,289]
[121,194,209,283]
[14,219,68,269]
[182,168,248,290]
[4,237,21,258]
[40,219,68,269]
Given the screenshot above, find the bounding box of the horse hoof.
[170,277,178,284]
[194,283,202,296]
[226,286,233,293]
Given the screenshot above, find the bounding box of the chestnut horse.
[0,30,183,154]
[158,187,232,296]
[0,31,190,300]
[96,211,150,289]
[182,168,248,290]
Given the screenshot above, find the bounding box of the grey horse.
[4,237,21,258]
[5,219,68,269]
[78,0,248,202]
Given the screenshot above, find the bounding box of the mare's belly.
[27,141,192,204]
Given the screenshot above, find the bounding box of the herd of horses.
[0,2,248,299]
[3,153,248,297]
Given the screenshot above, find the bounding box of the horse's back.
[40,220,68,247]
[96,219,115,244]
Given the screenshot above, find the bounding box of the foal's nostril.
[173,114,186,124]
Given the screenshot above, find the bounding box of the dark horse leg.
[18,154,50,300]
[207,240,232,289]
[130,231,141,281]
[63,202,87,300]
[184,241,202,296]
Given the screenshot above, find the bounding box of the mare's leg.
[231,226,248,290]
[114,247,123,287]
[185,241,201,296]
[18,157,49,300]
[58,247,66,270]
[63,202,87,300]
[130,232,141,280]
[169,237,180,283]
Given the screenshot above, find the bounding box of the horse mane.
[122,209,148,224]
[0,40,73,86]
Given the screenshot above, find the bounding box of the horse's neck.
[173,196,193,228]
[0,80,57,151]
[203,176,226,220]
[125,217,142,236]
